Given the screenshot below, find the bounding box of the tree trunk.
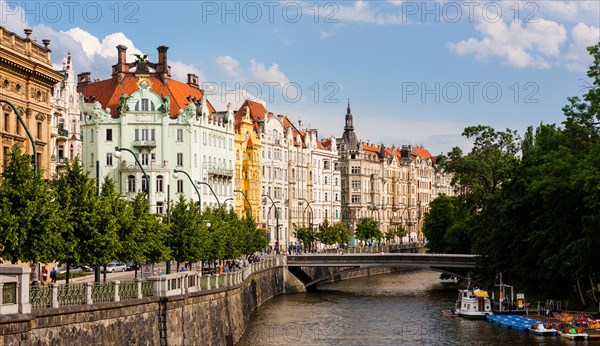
[590,275,598,303]
[577,276,587,306]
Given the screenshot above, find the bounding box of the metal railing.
[27,257,281,310]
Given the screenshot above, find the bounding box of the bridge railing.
[23,256,283,312]
[317,242,425,255]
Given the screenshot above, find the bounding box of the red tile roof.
[235,100,266,131]
[412,146,432,159]
[78,75,215,118]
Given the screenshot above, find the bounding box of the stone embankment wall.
[0,267,284,346]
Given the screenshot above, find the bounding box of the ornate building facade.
[337,101,451,243]
[234,102,262,221]
[79,45,234,212]
[50,51,82,175]
[0,27,63,178]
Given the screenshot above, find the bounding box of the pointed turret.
[341,98,358,151]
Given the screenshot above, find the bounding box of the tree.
[51,158,101,284]
[169,196,205,268]
[293,225,316,251]
[0,145,61,264]
[354,217,383,243]
[332,222,350,247]
[316,219,338,246]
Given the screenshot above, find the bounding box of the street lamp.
[298,198,314,228]
[113,146,150,198]
[196,181,221,209]
[262,194,280,252]
[173,169,201,205]
[234,189,252,219]
[0,100,37,172]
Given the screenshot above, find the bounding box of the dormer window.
[135,98,155,112]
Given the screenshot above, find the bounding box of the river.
[237,270,580,345]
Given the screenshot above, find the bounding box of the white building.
[50,52,82,175]
[78,45,234,212]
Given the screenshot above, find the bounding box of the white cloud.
[335,0,404,25]
[216,55,242,78]
[449,15,567,69]
[565,23,600,71]
[249,59,289,86]
[170,60,205,84]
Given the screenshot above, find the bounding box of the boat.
[453,284,493,319]
[559,327,588,340]
[529,322,557,336]
[442,309,458,317]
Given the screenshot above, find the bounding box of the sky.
[1,0,599,155]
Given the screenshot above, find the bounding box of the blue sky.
[1,0,599,155]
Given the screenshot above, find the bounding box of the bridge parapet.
[286,253,477,268]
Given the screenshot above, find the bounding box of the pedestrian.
[50,267,57,283]
[42,266,48,285]
[31,264,39,286]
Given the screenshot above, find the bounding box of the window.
[351,195,360,203]
[325,193,328,202]
[128,175,136,192]
[324,177,328,185]
[141,129,149,140]
[141,153,149,166]
[156,202,164,214]
[3,113,8,131]
[156,175,164,192]
[37,122,42,139]
[323,160,330,170]
[351,166,360,174]
[141,98,149,111]
[335,193,339,201]
[151,129,155,141]
[177,129,183,142]
[177,153,183,166]
[106,153,113,166]
[352,180,360,189]
[177,179,184,193]
[141,178,148,193]
[106,128,113,141]
[134,129,139,141]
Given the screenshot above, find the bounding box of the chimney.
[77,72,91,86]
[111,45,129,81]
[187,74,199,88]
[157,46,170,79]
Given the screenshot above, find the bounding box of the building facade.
[78,45,234,212]
[234,102,262,221]
[0,27,63,178]
[50,51,82,175]
[337,101,449,243]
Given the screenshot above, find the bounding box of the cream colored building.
[0,27,63,178]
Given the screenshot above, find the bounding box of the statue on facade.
[158,94,170,114]
[116,94,130,115]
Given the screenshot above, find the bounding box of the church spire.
[344,98,354,131]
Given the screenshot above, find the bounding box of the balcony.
[132,140,156,148]
[207,167,234,178]
[52,156,69,165]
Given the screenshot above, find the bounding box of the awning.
[474,291,489,298]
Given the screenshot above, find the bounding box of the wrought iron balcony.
[132,140,156,148]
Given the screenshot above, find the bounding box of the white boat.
[454,285,493,319]
[529,322,557,336]
[559,327,588,340]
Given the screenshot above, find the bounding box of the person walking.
[42,267,48,285]
[50,267,57,283]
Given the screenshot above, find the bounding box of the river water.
[237,270,582,345]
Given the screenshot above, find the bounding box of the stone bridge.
[285,253,477,289]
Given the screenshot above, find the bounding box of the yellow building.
[234,101,262,221]
[0,27,63,178]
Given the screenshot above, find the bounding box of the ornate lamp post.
[234,189,252,219]
[0,100,37,172]
[173,169,201,205]
[196,181,221,209]
[113,146,150,198]
[262,194,280,252]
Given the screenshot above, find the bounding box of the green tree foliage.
[169,196,206,266]
[332,222,351,246]
[354,217,383,243]
[0,145,61,263]
[294,225,316,251]
[429,43,600,305]
[316,219,337,245]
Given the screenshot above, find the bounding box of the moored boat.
[529,322,557,336]
[454,284,493,319]
[559,327,588,340]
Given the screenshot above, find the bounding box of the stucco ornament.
[116,94,130,115]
